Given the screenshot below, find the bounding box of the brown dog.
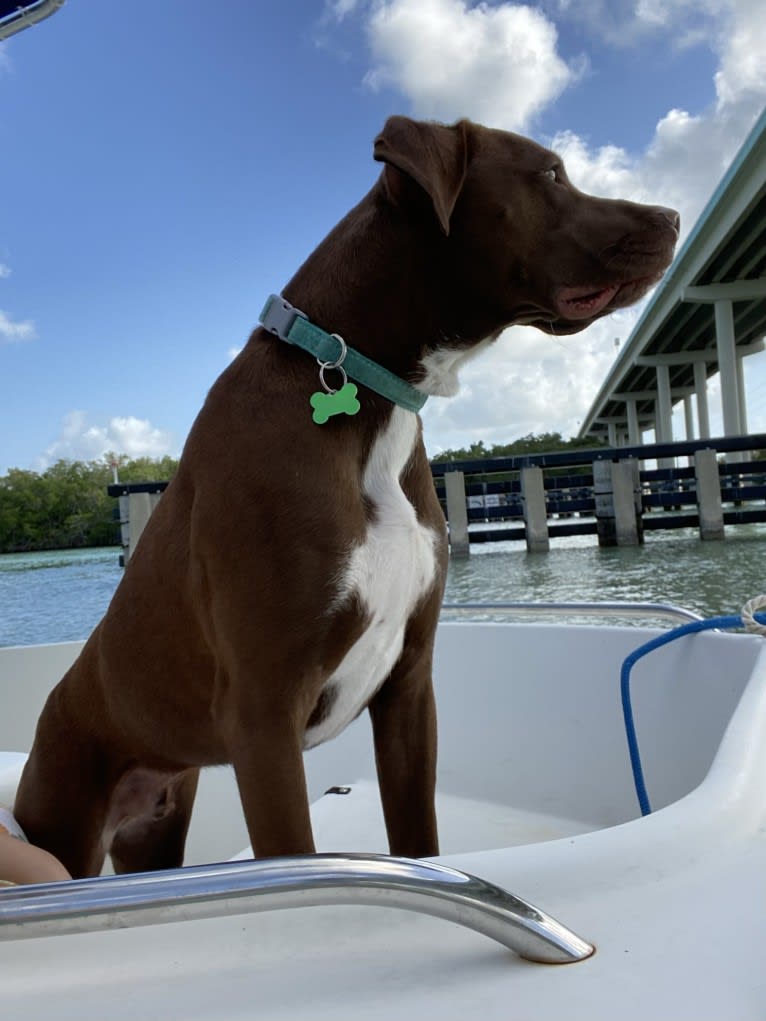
[15,116,678,877]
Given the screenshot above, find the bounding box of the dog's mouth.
[554,283,620,321]
[553,272,664,323]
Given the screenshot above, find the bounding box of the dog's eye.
[543,167,561,183]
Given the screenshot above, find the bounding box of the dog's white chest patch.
[418,336,497,396]
[304,407,438,749]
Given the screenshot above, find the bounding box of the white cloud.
[41,411,176,466]
[546,0,731,49]
[549,0,764,97]
[363,0,581,130]
[0,309,35,343]
[550,1,766,244]
[422,313,633,456]
[325,0,362,18]
[713,0,766,107]
[0,263,36,344]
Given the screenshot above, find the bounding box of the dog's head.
[374,116,679,348]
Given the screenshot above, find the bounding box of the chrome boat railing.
[0,853,594,964]
[441,600,703,625]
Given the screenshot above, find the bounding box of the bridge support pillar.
[626,400,641,445]
[683,395,695,440]
[521,466,549,553]
[655,364,675,469]
[694,449,725,540]
[594,459,643,547]
[737,355,748,432]
[693,360,711,438]
[655,364,673,441]
[715,299,745,463]
[715,299,741,434]
[444,470,470,556]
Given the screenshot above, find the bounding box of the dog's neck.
[278,180,466,388]
[259,295,429,412]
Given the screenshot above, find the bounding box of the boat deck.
[231,780,597,862]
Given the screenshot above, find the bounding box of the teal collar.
[259,295,428,417]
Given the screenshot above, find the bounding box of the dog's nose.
[654,206,680,233]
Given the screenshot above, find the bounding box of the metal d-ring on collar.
[259,295,428,414]
[318,334,348,394]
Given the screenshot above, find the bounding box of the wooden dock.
[432,433,766,554]
[109,433,766,562]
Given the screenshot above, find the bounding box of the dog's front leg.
[368,654,439,859]
[223,708,316,859]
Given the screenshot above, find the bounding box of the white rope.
[740,594,766,636]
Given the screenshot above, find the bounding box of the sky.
[0,0,765,475]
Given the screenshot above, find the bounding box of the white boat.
[2,603,764,1020]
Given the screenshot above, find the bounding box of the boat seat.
[0,751,27,808]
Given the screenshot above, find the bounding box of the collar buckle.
[259,295,308,343]
[258,294,428,416]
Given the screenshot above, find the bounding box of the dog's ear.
[374,116,469,236]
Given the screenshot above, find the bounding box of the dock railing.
[431,432,766,554]
[109,433,766,561]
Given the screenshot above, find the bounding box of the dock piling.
[444,470,470,556]
[694,449,725,540]
[594,459,643,547]
[521,467,550,553]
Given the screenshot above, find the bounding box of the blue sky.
[1,0,764,474]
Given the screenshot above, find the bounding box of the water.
[0,548,123,647]
[446,526,766,620]
[1,528,765,646]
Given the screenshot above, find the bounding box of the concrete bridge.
[578,106,766,457]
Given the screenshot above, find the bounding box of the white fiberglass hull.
[1,621,765,1019]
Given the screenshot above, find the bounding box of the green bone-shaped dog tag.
[310,382,361,425]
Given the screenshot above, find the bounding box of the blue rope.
[621,612,766,816]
